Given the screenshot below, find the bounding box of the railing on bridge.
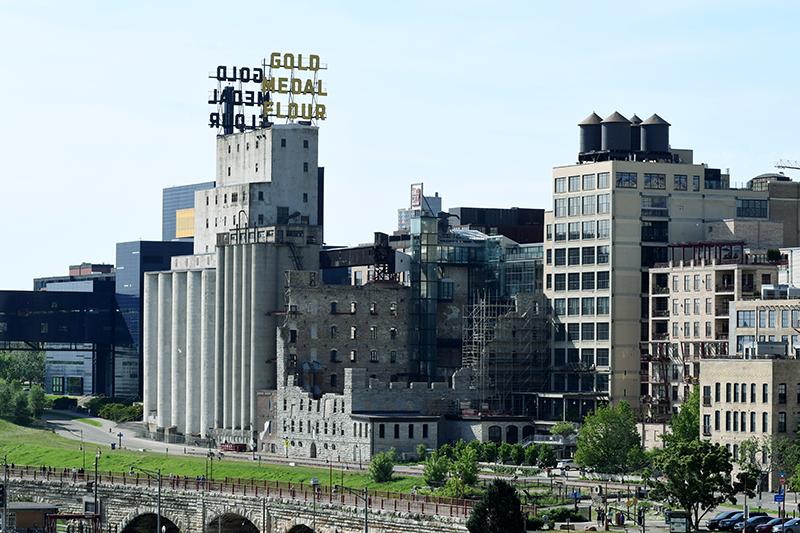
[5,465,479,519]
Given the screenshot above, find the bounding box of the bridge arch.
[119,506,182,533]
[286,525,313,533]
[208,510,260,533]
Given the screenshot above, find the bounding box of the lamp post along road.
[131,466,162,533]
[3,455,8,533]
[334,484,368,533]
[310,478,319,533]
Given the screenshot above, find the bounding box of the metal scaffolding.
[462,293,550,415]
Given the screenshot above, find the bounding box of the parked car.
[709,512,742,530]
[734,515,773,533]
[773,518,800,533]
[719,513,746,531]
[557,459,575,470]
[723,512,768,531]
[757,518,788,533]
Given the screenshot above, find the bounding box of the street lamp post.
[310,478,319,532]
[130,466,162,533]
[3,455,8,533]
[94,452,101,523]
[334,484,368,533]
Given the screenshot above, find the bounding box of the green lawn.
[0,419,419,492]
[44,411,103,427]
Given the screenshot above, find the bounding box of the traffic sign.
[626,500,632,507]
[633,498,639,505]
[775,495,784,503]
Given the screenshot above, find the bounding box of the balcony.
[715,308,730,316]
[715,333,729,340]
[652,309,670,318]
[716,285,735,293]
[652,286,670,295]
[651,332,670,341]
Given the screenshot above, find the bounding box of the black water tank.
[629,113,642,152]
[601,111,631,152]
[578,112,602,154]
[641,113,670,154]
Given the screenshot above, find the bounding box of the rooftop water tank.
[601,111,631,153]
[629,113,642,153]
[641,113,670,155]
[578,112,602,154]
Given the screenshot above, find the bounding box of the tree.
[417,443,428,461]
[574,401,644,476]
[550,421,577,439]
[28,385,49,418]
[483,442,497,463]
[423,451,451,487]
[368,452,394,483]
[538,444,557,468]
[525,443,541,466]
[451,446,479,496]
[0,346,45,385]
[663,387,699,446]
[498,442,513,464]
[510,444,525,465]
[648,438,736,531]
[467,439,483,461]
[467,479,525,533]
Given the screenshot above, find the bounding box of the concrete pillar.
[157,273,173,429]
[223,245,234,429]
[201,269,216,435]
[231,245,242,429]
[143,273,159,425]
[171,272,187,434]
[185,270,202,435]
[241,244,252,431]
[214,247,225,429]
[251,244,272,395]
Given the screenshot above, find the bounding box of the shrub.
[483,442,497,463]
[546,507,586,522]
[368,452,394,483]
[417,443,428,461]
[52,396,78,410]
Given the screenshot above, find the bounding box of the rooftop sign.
[209,53,328,132]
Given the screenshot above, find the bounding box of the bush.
[368,452,394,483]
[423,451,450,486]
[546,507,586,522]
[52,397,78,410]
[483,442,497,463]
[527,516,545,530]
[417,444,428,461]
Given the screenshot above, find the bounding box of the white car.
[557,459,575,470]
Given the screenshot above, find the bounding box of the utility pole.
[3,455,8,533]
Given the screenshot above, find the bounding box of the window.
[258,191,264,201]
[693,299,700,314]
[330,374,337,387]
[554,224,566,241]
[379,424,385,438]
[706,298,712,314]
[568,197,580,216]
[582,298,594,315]
[582,247,595,265]
[370,326,378,339]
[693,175,700,191]
[546,225,552,240]
[597,194,610,213]
[330,326,338,339]
[394,424,400,439]
[408,424,414,439]
[616,172,637,188]
[330,350,338,362]
[390,327,397,339]
[725,411,731,431]
[598,172,610,188]
[568,248,580,265]
[597,220,610,239]
[715,382,721,402]
[568,223,580,240]
[583,174,595,190]
[582,221,595,239]
[582,272,595,290]
[715,411,720,431]
[684,276,691,292]
[350,326,357,340]
[582,323,594,340]
[555,177,566,193]
[763,383,768,403]
[779,383,787,404]
[674,174,687,190]
[350,350,357,363]
[555,198,567,217]
[569,175,581,191]
[673,322,679,338]
[726,383,732,402]
[751,412,756,433]
[644,173,666,189]
[568,298,580,316]
[555,249,566,266]
[752,383,756,403]
[734,384,739,402]
[390,350,397,363]
[596,348,609,366]
[737,199,768,218]
[597,271,609,289]
[672,299,679,315]
[597,323,609,340]
[568,273,580,290]
[596,297,609,315]
[737,311,756,327]
[582,195,595,215]
[390,302,397,315]
[763,412,768,432]
[779,412,787,432]
[597,246,609,264]
[553,299,566,316]
[554,273,566,291]
[370,350,378,362]
[350,302,357,314]
[706,322,712,337]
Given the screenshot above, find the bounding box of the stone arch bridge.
[5,474,468,533]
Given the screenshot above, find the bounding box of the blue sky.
[1,1,797,290]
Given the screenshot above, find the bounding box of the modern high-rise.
[543,112,800,420]
[162,182,215,241]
